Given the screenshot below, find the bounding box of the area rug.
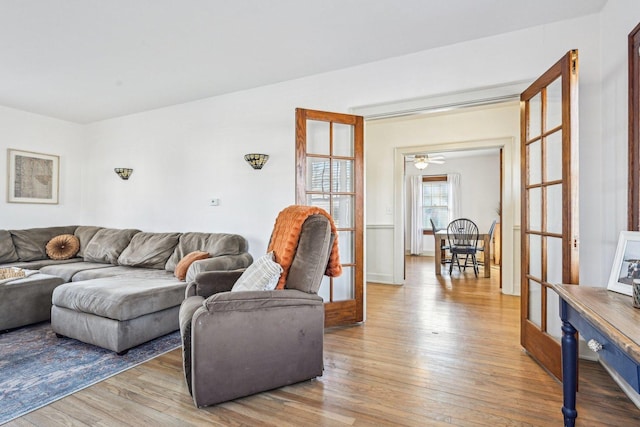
[0,322,181,425]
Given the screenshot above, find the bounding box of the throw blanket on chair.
[268,205,342,289]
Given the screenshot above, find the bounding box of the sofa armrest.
[185,253,253,283]
[203,289,323,311]
[185,270,244,298]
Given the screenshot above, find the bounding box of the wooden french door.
[520,50,580,381]
[295,108,364,327]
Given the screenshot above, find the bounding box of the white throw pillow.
[231,252,283,292]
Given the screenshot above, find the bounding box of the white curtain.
[447,173,461,222]
[408,175,423,255]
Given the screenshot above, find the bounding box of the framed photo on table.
[607,231,640,296]
[7,149,59,204]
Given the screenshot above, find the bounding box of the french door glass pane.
[306,158,330,192]
[529,280,542,327]
[306,120,330,155]
[546,78,563,131]
[333,123,354,157]
[546,131,563,182]
[528,140,542,185]
[529,234,542,280]
[547,287,562,339]
[547,236,563,284]
[546,184,563,234]
[306,194,330,212]
[338,230,354,264]
[332,266,354,300]
[331,159,354,192]
[528,93,542,139]
[529,187,542,231]
[332,195,354,228]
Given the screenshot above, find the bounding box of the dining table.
[434,229,491,278]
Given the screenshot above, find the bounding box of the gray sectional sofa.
[0,225,252,353]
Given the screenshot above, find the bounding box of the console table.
[553,284,640,427]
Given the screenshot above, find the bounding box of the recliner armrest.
[185,253,253,283]
[185,269,244,298]
[203,289,323,312]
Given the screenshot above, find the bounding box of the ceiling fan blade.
[429,160,445,164]
[428,155,445,160]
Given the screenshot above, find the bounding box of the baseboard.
[366,273,395,284]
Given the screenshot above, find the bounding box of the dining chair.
[430,218,451,265]
[477,219,497,267]
[447,218,479,276]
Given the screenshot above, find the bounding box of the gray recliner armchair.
[179,214,334,407]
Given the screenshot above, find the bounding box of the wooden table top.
[552,284,640,364]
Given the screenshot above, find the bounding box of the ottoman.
[0,273,65,331]
[51,276,187,354]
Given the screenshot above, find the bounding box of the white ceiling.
[0,0,606,123]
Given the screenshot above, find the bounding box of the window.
[422,175,448,233]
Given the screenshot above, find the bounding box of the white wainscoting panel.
[366,225,396,284]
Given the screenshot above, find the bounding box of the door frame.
[392,137,517,294]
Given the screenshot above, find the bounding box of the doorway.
[361,99,521,295]
[402,147,502,280]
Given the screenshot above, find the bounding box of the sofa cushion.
[9,226,78,261]
[231,252,282,292]
[71,265,176,282]
[0,230,19,263]
[83,228,141,265]
[0,258,82,270]
[118,232,181,269]
[165,233,249,272]
[46,234,80,260]
[40,261,114,283]
[74,226,103,258]
[52,277,186,321]
[175,251,210,281]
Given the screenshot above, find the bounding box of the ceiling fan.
[409,154,445,170]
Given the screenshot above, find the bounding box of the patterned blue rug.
[0,322,181,425]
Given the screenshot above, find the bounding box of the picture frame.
[607,231,640,296]
[7,149,59,204]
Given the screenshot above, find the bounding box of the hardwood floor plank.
[9,256,640,426]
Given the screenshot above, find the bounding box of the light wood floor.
[11,256,640,426]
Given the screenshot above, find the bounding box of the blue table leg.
[560,299,578,427]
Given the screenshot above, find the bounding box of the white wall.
[0,105,84,228]
[591,0,640,287]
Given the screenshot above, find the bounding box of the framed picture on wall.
[7,149,59,204]
[607,231,640,296]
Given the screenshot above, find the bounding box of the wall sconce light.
[244,153,269,170]
[114,168,133,180]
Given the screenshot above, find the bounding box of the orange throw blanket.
[268,205,342,289]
